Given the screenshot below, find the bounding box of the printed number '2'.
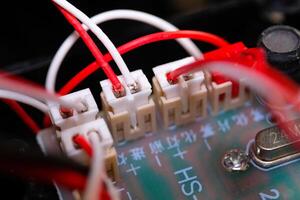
[259,189,280,200]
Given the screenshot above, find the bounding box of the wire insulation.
[55,5,123,92]
[0,72,81,110]
[52,0,135,88]
[166,48,299,104]
[46,9,203,92]
[0,89,48,113]
[83,131,105,200]
[73,134,116,200]
[58,30,229,94]
[87,9,203,58]
[73,135,93,157]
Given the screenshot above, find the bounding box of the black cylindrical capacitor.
[258,25,300,81]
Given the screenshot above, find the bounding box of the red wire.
[2,99,40,133]
[43,115,52,128]
[73,134,93,157]
[51,170,87,190]
[166,48,299,103]
[55,5,123,93]
[58,30,229,95]
[59,62,98,95]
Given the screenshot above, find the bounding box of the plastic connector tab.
[203,42,252,114]
[100,70,151,126]
[100,69,156,142]
[48,89,98,130]
[60,118,113,163]
[206,42,247,98]
[152,57,207,128]
[153,57,204,101]
[37,122,119,181]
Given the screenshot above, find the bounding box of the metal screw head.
[222,149,250,172]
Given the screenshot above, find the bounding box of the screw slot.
[222,149,250,172]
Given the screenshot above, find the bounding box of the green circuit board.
[115,100,300,200]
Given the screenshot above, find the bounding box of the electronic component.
[100,69,156,142]
[258,25,300,82]
[152,57,207,128]
[222,149,250,172]
[203,42,251,114]
[58,118,118,181]
[205,72,250,114]
[48,89,98,130]
[5,0,300,199]
[250,119,300,168]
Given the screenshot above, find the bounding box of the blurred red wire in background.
[1,100,40,133]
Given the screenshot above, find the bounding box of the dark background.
[1,0,300,199]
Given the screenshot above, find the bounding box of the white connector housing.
[60,118,113,164]
[100,69,152,127]
[153,57,205,112]
[153,57,205,99]
[48,89,98,130]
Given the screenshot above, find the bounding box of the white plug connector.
[152,57,205,113]
[48,89,98,130]
[100,69,152,128]
[152,57,208,128]
[60,118,113,164]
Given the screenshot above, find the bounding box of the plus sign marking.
[173,147,187,160]
[126,164,141,176]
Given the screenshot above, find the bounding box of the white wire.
[52,0,135,89]
[0,89,48,113]
[91,10,202,58]
[46,9,203,92]
[83,131,105,200]
[0,76,81,110]
[103,179,120,200]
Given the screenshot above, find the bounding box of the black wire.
[0,141,89,176]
